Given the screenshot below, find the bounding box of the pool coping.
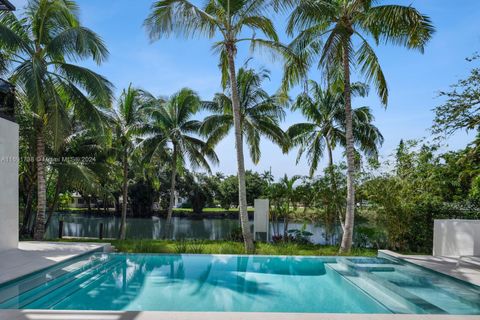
[0,310,479,320]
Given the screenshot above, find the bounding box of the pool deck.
[379,250,480,287]
[0,310,479,320]
[0,241,111,285]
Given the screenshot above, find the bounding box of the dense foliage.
[2,0,478,254]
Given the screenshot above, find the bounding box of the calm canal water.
[46,213,339,244]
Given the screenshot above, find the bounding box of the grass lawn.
[60,207,254,214]
[172,207,254,213]
[59,238,377,256]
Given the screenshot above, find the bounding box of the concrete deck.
[0,311,479,320]
[379,250,480,287]
[0,241,110,284]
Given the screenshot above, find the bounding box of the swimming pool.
[0,253,479,314]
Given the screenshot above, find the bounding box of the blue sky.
[15,0,480,177]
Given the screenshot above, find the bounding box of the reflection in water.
[46,213,339,244]
[16,254,386,313]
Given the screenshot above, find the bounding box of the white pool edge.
[1,310,479,320]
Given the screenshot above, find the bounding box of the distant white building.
[69,192,87,208]
[152,191,188,211]
[68,192,104,209]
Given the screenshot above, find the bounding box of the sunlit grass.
[58,238,377,256]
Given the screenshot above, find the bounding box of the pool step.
[332,259,447,314]
[22,259,121,309]
[0,254,106,306]
[374,268,480,313]
[0,256,120,309]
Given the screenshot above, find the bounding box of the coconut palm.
[287,79,383,231]
[144,0,286,253]
[0,0,113,240]
[283,0,434,252]
[201,67,287,164]
[288,80,383,175]
[113,85,150,239]
[142,88,219,238]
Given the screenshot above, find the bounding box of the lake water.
[45,213,339,244]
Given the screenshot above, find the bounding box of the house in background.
[152,191,188,211]
[69,192,87,208]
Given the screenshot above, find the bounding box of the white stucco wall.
[254,199,269,241]
[0,117,19,251]
[433,219,480,257]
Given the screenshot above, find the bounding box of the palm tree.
[277,174,301,238]
[288,80,383,173]
[0,0,113,240]
[287,79,383,231]
[283,0,434,252]
[201,67,287,164]
[113,85,149,239]
[144,0,286,253]
[142,88,219,238]
[45,124,105,230]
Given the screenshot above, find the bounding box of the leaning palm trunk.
[340,45,355,253]
[119,150,128,240]
[226,45,255,253]
[165,145,178,239]
[34,126,46,240]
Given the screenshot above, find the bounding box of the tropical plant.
[113,85,150,239]
[433,53,480,136]
[142,88,218,237]
[44,124,104,229]
[144,0,287,253]
[268,174,301,239]
[283,0,434,252]
[201,67,287,163]
[287,80,383,231]
[0,0,113,239]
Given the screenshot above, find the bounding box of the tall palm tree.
[144,0,286,253]
[0,0,113,240]
[201,67,287,164]
[142,88,219,238]
[113,85,149,240]
[283,0,434,252]
[287,79,383,231]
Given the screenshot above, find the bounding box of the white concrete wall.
[254,199,269,241]
[0,117,19,251]
[433,219,480,257]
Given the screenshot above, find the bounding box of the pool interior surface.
[0,253,479,314]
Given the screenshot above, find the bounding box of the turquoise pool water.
[0,253,479,314]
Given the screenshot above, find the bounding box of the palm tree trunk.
[226,44,255,253]
[283,204,289,240]
[20,183,34,237]
[340,43,356,253]
[165,144,177,239]
[326,143,345,233]
[119,150,128,240]
[34,126,46,240]
[45,178,61,230]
